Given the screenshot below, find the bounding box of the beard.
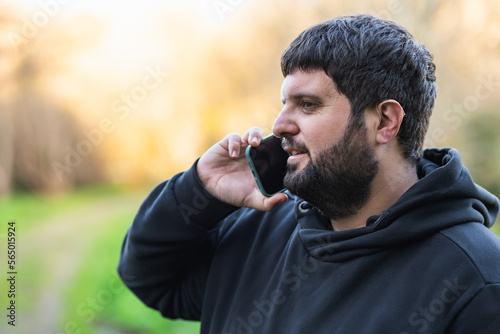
[283,117,379,221]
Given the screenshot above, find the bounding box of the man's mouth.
[283,147,308,163]
[289,150,306,156]
[281,138,309,164]
[283,145,306,155]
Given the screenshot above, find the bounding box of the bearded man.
[118,15,500,333]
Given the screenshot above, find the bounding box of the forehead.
[280,68,339,101]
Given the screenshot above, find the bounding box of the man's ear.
[376,99,405,144]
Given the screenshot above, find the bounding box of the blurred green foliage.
[458,110,500,196]
[0,187,199,334]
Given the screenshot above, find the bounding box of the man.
[118,15,500,333]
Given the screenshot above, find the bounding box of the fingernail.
[251,137,258,145]
[231,150,238,158]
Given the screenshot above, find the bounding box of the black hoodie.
[118,148,500,333]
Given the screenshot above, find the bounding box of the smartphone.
[245,134,289,197]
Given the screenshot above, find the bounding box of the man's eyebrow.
[281,93,324,105]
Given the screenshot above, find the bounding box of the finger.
[226,133,243,158]
[242,127,264,147]
[258,192,289,212]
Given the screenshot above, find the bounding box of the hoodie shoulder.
[419,148,500,228]
[440,223,500,284]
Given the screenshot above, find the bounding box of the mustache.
[281,137,310,154]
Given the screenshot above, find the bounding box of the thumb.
[261,192,289,211]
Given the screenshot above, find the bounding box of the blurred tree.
[11,88,103,193]
[0,6,104,195]
[458,110,500,196]
[0,104,13,196]
[0,7,19,196]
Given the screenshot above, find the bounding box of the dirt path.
[1,191,146,334]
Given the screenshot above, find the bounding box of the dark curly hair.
[281,15,437,164]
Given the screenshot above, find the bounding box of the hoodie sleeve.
[446,284,500,333]
[117,161,238,320]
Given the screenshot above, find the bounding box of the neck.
[330,159,419,232]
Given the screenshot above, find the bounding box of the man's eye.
[301,101,316,110]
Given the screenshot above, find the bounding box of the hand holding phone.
[246,134,289,197]
[197,129,288,211]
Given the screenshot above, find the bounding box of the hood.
[298,148,500,262]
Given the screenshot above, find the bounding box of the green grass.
[0,184,142,319]
[0,186,200,334]
[60,212,201,334]
[0,184,128,229]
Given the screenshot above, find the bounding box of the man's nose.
[272,107,299,138]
